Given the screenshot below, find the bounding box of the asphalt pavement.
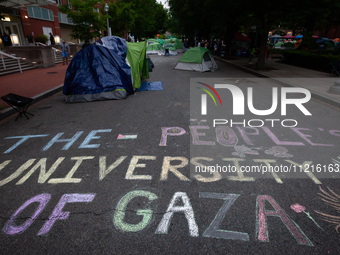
[0,54,340,254]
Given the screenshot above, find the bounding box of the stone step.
[0,65,36,76]
[0,61,32,69]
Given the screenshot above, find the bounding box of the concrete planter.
[3,46,55,68]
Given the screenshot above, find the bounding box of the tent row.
[63,36,149,102]
[146,38,185,55]
[62,37,218,103]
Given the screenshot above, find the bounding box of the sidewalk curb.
[216,57,340,109]
[0,84,64,121]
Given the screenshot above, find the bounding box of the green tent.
[146,42,163,55]
[174,47,218,72]
[126,41,149,89]
[156,39,164,46]
[283,42,295,48]
[173,38,184,51]
[164,39,175,45]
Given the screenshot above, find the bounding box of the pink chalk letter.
[236,126,259,146]
[257,195,312,246]
[291,127,333,146]
[216,126,237,146]
[159,127,186,146]
[190,126,215,145]
[262,127,304,146]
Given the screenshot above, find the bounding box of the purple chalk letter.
[4,193,51,235]
[159,127,186,146]
[37,193,96,235]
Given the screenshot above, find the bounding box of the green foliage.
[299,32,318,50]
[35,34,49,43]
[106,1,136,37]
[104,0,167,40]
[268,48,284,54]
[283,49,340,72]
[59,0,106,43]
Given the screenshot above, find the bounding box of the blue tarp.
[135,81,163,91]
[63,36,134,97]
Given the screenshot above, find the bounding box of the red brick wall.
[19,4,61,39]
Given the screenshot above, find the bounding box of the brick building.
[1,0,110,48]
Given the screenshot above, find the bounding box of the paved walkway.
[0,63,68,114]
[219,56,340,107]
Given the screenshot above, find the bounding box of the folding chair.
[331,61,340,76]
[1,93,34,121]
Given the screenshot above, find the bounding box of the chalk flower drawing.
[265,146,293,158]
[315,186,340,232]
[291,203,323,230]
[232,145,259,158]
[291,203,306,213]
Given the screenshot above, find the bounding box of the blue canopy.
[63,36,134,102]
[295,35,303,38]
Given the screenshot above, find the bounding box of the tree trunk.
[256,31,268,68]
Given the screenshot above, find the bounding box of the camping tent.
[172,38,185,53]
[63,36,148,102]
[274,41,284,48]
[147,39,157,46]
[156,39,164,46]
[163,43,177,55]
[146,42,163,55]
[63,36,134,102]
[174,47,218,72]
[126,41,149,89]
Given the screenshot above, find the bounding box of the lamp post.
[104,3,111,36]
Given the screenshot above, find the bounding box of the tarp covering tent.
[174,47,218,72]
[294,39,302,48]
[126,41,149,89]
[146,42,163,55]
[63,36,133,102]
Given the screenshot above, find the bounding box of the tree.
[106,1,136,37]
[59,0,107,44]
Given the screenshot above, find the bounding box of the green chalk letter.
[114,190,158,232]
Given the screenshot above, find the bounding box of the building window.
[58,12,73,24]
[93,7,99,12]
[56,0,62,5]
[27,7,54,21]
